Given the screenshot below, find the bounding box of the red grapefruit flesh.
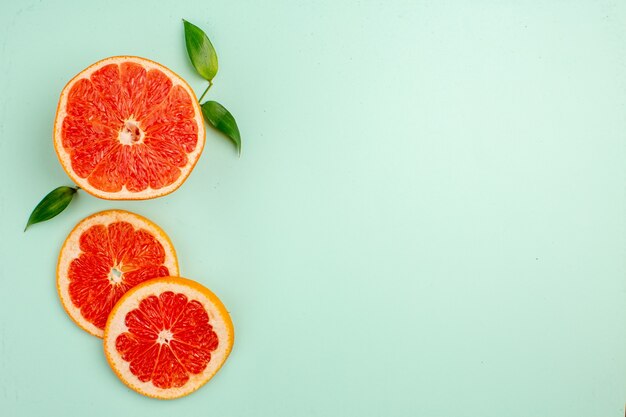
[104,277,234,399]
[54,56,205,200]
[57,210,179,337]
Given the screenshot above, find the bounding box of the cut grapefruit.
[57,210,179,337]
[104,277,234,399]
[54,56,206,200]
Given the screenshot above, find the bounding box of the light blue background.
[0,1,624,416]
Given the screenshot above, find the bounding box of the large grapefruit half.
[54,56,205,200]
[57,210,179,337]
[104,277,234,399]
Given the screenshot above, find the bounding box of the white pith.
[53,56,206,200]
[104,278,234,399]
[108,267,124,284]
[157,329,173,344]
[118,119,145,145]
[57,210,179,338]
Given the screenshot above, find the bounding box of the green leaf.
[201,101,242,154]
[183,19,218,81]
[25,186,78,231]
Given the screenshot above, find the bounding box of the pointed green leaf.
[183,19,218,81]
[201,101,242,154]
[25,186,78,231]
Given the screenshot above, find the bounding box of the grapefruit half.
[57,210,179,337]
[104,277,234,399]
[54,56,206,200]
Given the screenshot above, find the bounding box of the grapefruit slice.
[57,210,179,337]
[54,56,206,200]
[104,277,234,399]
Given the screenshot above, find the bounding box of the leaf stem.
[198,81,213,103]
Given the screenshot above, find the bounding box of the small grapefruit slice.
[104,277,234,399]
[54,56,206,200]
[57,210,179,337]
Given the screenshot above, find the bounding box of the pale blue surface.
[0,1,625,416]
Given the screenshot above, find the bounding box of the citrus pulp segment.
[104,277,234,399]
[57,210,179,337]
[54,56,206,200]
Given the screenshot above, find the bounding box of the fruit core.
[157,329,173,344]
[108,266,124,284]
[118,119,144,145]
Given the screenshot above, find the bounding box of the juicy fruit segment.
[57,210,179,337]
[115,291,219,389]
[68,223,170,329]
[63,68,196,192]
[104,277,234,399]
[64,64,193,190]
[54,56,205,200]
